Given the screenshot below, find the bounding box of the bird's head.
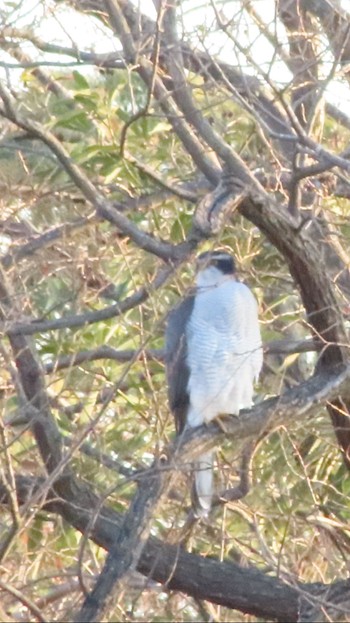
[195,250,236,287]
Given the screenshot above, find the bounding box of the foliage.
[0,0,350,621]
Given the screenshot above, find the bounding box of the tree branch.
[4,263,173,335]
[2,363,350,622]
[73,362,350,621]
[0,268,64,475]
[1,217,91,269]
[103,0,221,184]
[42,338,319,373]
[0,83,186,263]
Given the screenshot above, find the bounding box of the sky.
[1,1,291,88]
[1,0,349,112]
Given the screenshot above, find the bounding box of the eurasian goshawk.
[166,250,262,516]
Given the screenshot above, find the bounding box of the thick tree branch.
[73,362,350,621]
[0,268,64,475]
[2,364,350,622]
[238,193,350,467]
[0,471,299,621]
[2,3,350,621]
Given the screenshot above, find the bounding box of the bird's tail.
[191,451,214,517]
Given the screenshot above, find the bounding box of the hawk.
[165,250,263,516]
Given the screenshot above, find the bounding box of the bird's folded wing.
[165,296,195,434]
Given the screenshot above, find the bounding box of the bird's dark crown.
[197,250,236,275]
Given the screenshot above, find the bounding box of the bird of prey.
[165,250,263,516]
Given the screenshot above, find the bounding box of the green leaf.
[72,70,90,90]
[52,110,92,132]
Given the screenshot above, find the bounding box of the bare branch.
[74,362,350,621]
[4,263,173,335]
[0,470,299,621]
[42,338,319,374]
[103,0,221,184]
[0,83,186,263]
[0,27,124,68]
[0,579,47,623]
[44,346,164,372]
[75,366,350,623]
[1,216,92,268]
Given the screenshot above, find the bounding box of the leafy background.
[1,0,350,620]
